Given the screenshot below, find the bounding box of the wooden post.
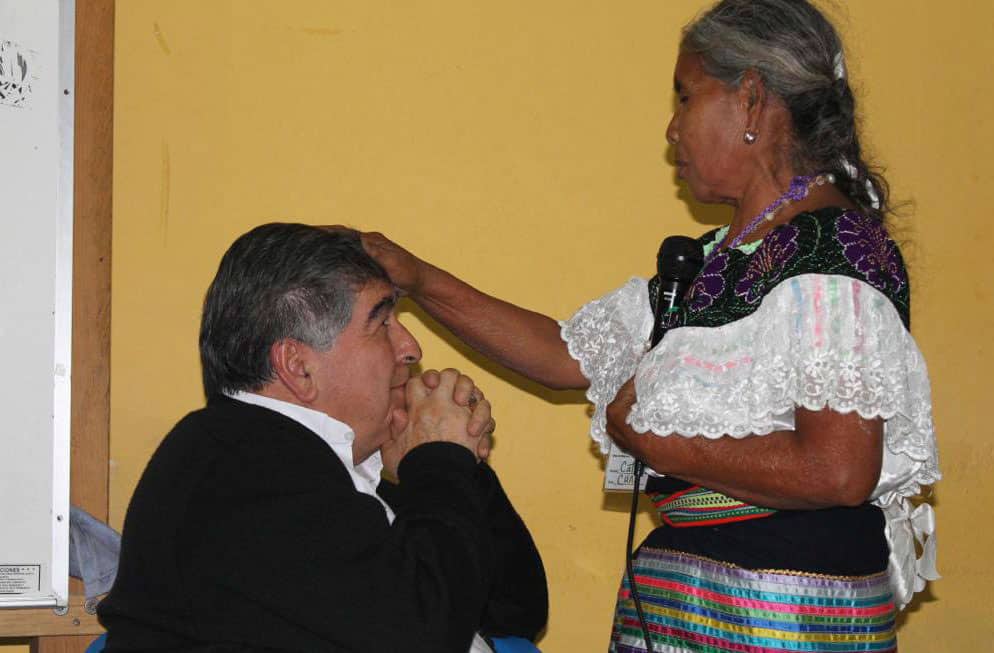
[24,0,114,650]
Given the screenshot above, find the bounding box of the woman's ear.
[270,339,319,404]
[739,68,767,128]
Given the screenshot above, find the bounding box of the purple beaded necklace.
[704,173,834,264]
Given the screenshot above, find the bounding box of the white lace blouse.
[561,272,940,609]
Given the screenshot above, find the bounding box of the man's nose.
[393,320,422,366]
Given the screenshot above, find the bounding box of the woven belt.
[651,485,776,527]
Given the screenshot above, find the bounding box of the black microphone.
[649,236,704,347]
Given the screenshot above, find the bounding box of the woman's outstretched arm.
[362,232,588,390]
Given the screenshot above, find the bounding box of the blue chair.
[84,633,106,653]
[491,636,541,652]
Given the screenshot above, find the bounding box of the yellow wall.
[6,1,991,650]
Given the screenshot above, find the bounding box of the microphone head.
[657,235,703,283]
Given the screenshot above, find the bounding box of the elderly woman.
[364,1,939,651]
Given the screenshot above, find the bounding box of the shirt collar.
[228,390,354,447]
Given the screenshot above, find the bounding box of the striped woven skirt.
[610,547,897,652]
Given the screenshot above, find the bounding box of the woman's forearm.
[606,382,883,509]
[414,263,587,390]
[636,423,882,510]
[361,230,587,389]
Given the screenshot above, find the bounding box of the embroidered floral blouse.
[560,207,939,609]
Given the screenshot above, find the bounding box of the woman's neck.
[725,169,800,244]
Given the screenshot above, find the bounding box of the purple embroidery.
[687,251,728,312]
[836,212,906,292]
[734,224,800,304]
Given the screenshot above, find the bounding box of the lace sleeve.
[559,278,653,453]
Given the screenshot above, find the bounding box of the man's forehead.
[356,279,396,303]
[353,280,398,324]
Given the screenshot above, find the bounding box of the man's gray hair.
[683,0,889,220]
[199,223,389,399]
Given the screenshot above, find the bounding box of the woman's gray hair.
[682,0,889,220]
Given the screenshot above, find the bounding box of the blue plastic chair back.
[491,636,541,653]
[84,633,106,653]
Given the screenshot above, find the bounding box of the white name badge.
[603,442,648,492]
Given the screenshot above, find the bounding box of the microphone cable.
[622,294,667,653]
[625,457,654,652]
[621,235,702,653]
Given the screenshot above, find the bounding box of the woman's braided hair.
[682,0,889,221]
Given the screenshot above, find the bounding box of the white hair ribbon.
[832,51,847,81]
[840,157,881,210]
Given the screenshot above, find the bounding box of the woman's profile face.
[666,53,748,203]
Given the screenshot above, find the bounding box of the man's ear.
[270,338,318,404]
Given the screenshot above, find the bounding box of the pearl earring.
[743,130,758,145]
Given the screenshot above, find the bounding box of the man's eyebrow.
[674,78,683,93]
[366,291,399,325]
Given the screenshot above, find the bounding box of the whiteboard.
[0,0,74,609]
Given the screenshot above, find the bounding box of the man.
[98,224,547,652]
